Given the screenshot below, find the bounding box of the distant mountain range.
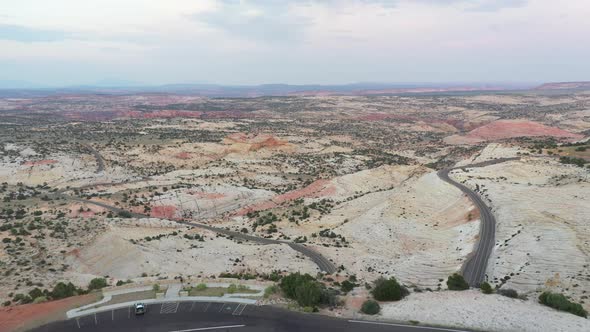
[0,80,588,98]
[534,81,590,90]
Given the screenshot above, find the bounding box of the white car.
[134,303,146,315]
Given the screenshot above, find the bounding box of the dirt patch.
[149,205,177,219]
[446,120,584,144]
[235,179,333,215]
[0,293,101,332]
[224,133,288,152]
[174,152,192,160]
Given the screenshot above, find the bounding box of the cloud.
[466,0,528,12]
[0,24,70,42]
[192,1,314,43]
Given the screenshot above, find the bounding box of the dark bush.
[51,282,77,299]
[498,288,518,298]
[280,273,316,299]
[28,288,44,299]
[117,210,133,218]
[361,300,380,315]
[539,292,588,318]
[371,277,408,301]
[446,273,469,290]
[341,280,355,293]
[279,272,334,308]
[295,281,322,307]
[480,282,493,294]
[88,278,108,290]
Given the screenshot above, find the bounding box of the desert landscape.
[0,88,589,331]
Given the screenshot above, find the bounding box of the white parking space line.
[348,320,470,332]
[161,302,180,314]
[232,303,247,316]
[236,304,247,316]
[94,313,98,325]
[204,302,211,312]
[218,303,226,313]
[112,309,114,321]
[128,306,131,319]
[76,318,80,329]
[167,325,246,332]
[190,301,195,312]
[232,304,242,315]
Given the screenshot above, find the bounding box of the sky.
[0,0,589,86]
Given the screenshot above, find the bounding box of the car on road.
[134,303,146,315]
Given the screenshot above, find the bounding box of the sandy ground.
[317,169,479,287]
[377,290,590,332]
[450,145,590,309]
[64,221,318,284]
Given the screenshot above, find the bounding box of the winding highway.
[62,195,337,274]
[437,157,518,286]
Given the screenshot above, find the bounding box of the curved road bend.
[61,196,337,274]
[437,157,519,286]
[32,301,474,332]
[83,144,105,173]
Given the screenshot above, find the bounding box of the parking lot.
[55,301,252,331]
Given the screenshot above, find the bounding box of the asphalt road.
[83,144,105,173]
[30,301,472,332]
[58,196,337,274]
[437,157,519,286]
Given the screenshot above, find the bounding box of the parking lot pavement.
[55,300,252,331]
[160,302,180,314]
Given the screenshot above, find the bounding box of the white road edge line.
[167,324,246,332]
[348,320,470,332]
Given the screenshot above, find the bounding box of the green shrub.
[280,273,315,299]
[117,210,133,218]
[302,306,315,313]
[195,283,207,291]
[33,296,48,304]
[51,282,77,299]
[295,281,322,307]
[279,272,325,307]
[539,292,588,318]
[498,288,518,298]
[341,280,355,293]
[88,278,108,290]
[153,284,160,293]
[28,288,43,299]
[264,285,278,299]
[371,277,409,301]
[361,300,380,315]
[480,282,493,294]
[446,273,469,290]
[227,284,238,294]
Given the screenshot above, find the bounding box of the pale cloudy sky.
[0,0,588,86]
